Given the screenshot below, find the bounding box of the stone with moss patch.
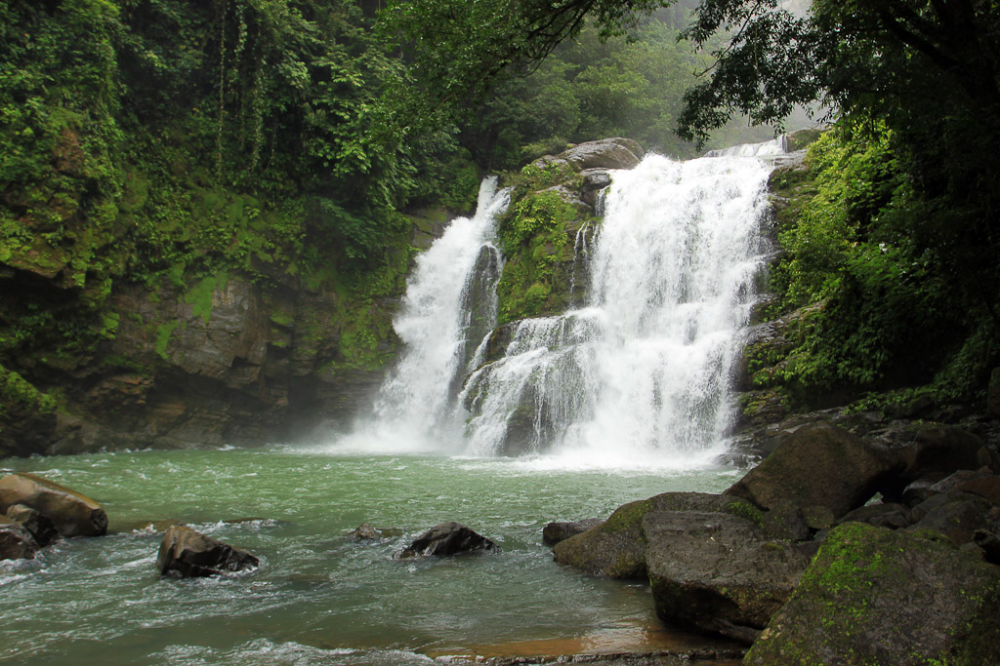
[745,522,1000,665]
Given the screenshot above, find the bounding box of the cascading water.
[337,177,509,453]
[461,145,778,466]
[340,141,779,464]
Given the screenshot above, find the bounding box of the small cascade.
[461,143,778,464]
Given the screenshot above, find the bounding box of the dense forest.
[1,0,999,453]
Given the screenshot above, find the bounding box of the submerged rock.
[0,515,37,560]
[724,423,902,519]
[157,524,259,578]
[645,511,813,645]
[397,522,501,558]
[745,523,1000,665]
[0,473,108,537]
[542,518,603,546]
[351,523,381,540]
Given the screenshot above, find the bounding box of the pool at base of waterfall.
[0,447,744,666]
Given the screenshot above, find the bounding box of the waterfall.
[461,148,775,466]
[335,142,777,465]
[335,178,509,453]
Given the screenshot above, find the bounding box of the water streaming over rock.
[342,177,509,452]
[348,142,779,463]
[463,147,778,464]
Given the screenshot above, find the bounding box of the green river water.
[0,446,744,665]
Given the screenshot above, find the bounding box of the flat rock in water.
[157,524,259,578]
[644,511,813,645]
[724,422,902,519]
[552,492,763,579]
[745,523,1000,665]
[0,515,37,560]
[398,522,500,558]
[0,473,108,537]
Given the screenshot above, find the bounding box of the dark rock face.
[5,503,59,547]
[398,522,501,558]
[157,524,260,578]
[542,518,603,546]
[0,473,107,538]
[552,492,762,579]
[0,515,38,560]
[744,523,1000,665]
[907,492,993,545]
[645,511,813,645]
[724,423,903,519]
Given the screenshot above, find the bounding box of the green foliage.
[0,362,56,422]
[495,188,585,323]
[757,125,994,406]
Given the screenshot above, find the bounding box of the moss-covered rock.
[552,492,763,579]
[744,522,1000,665]
[725,422,904,519]
[645,511,813,645]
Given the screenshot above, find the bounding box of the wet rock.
[5,503,59,547]
[552,492,762,579]
[0,515,37,560]
[157,524,259,578]
[898,426,988,482]
[973,529,1000,564]
[900,473,949,506]
[907,492,993,545]
[800,505,836,530]
[724,423,902,519]
[351,523,381,540]
[955,473,1000,504]
[397,522,501,558]
[0,473,108,537]
[745,523,1000,665]
[760,502,810,542]
[534,138,644,172]
[645,511,813,645]
[542,518,603,546]
[838,502,911,530]
[989,367,1000,416]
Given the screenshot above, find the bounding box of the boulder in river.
[5,503,59,547]
[542,518,603,546]
[645,511,814,645]
[552,492,763,579]
[724,422,902,519]
[744,522,1000,665]
[0,473,108,537]
[397,522,501,558]
[0,515,37,560]
[157,524,260,578]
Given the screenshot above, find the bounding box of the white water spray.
[462,145,777,466]
[332,178,509,453]
[332,140,779,465]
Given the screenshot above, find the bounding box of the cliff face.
[1,262,412,457]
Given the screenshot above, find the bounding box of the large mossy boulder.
[157,524,260,578]
[745,522,1000,665]
[552,492,762,579]
[645,511,814,645]
[724,423,902,519]
[0,473,107,538]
